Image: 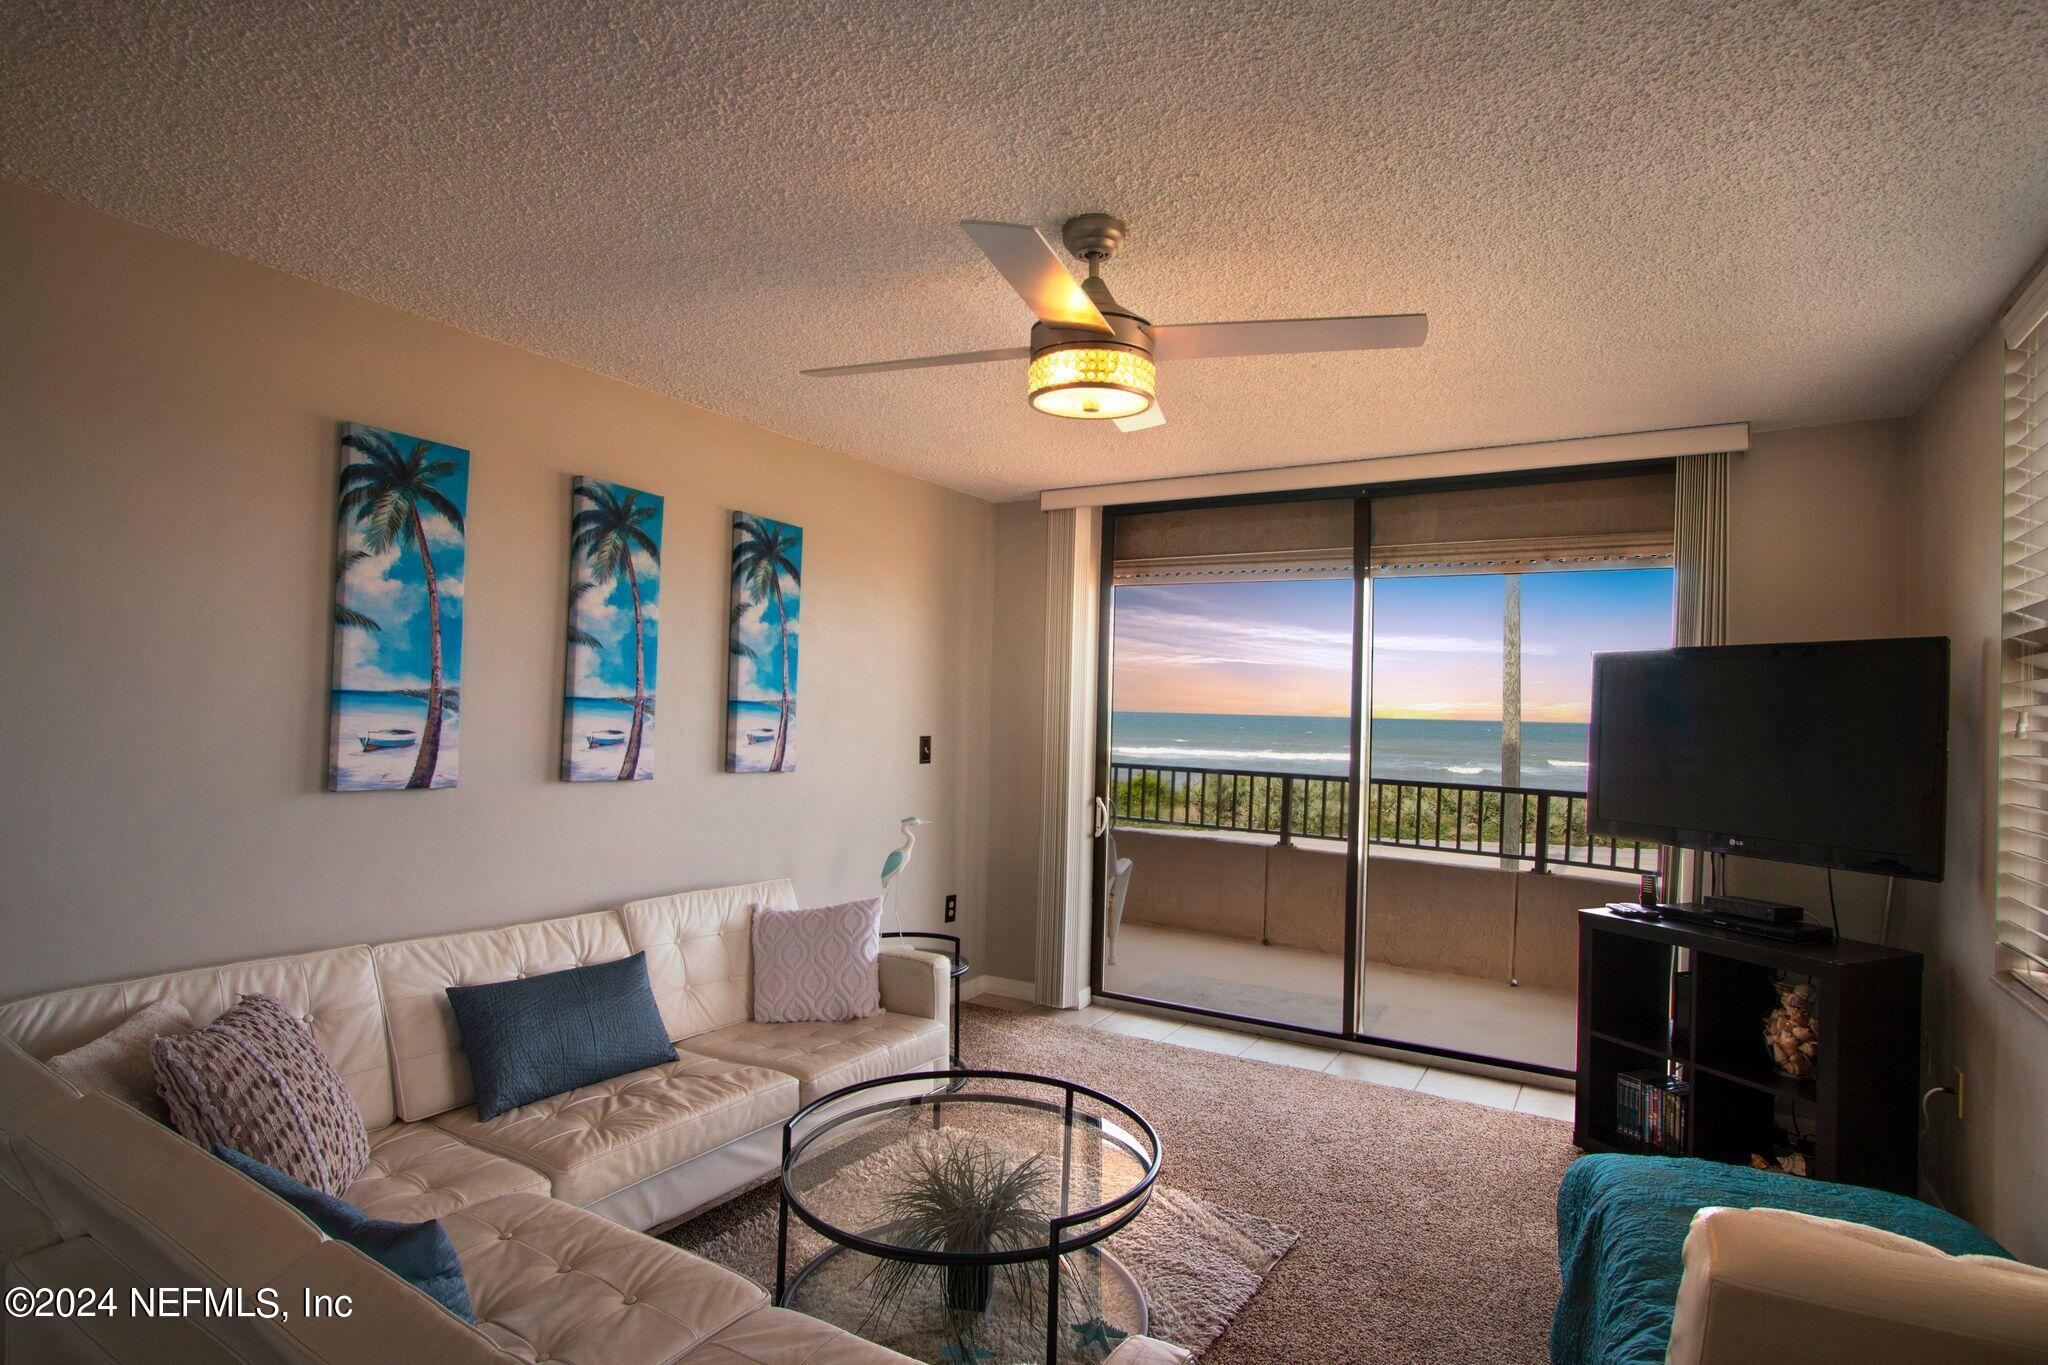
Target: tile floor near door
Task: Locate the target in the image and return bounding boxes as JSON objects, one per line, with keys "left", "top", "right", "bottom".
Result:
{"left": 981, "top": 994, "right": 1576, "bottom": 1120}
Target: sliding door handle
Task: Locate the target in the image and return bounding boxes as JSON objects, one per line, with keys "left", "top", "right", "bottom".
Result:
{"left": 1091, "top": 795, "right": 1110, "bottom": 838}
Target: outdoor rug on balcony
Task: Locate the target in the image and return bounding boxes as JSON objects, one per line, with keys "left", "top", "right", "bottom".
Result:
{"left": 664, "top": 1165, "right": 1297, "bottom": 1361}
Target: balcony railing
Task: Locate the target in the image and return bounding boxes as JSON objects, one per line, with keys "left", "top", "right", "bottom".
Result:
{"left": 1107, "top": 761, "right": 1656, "bottom": 874}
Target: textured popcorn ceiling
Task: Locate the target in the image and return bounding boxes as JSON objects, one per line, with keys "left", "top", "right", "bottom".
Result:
{"left": 5, "top": 2, "right": 2046, "bottom": 501}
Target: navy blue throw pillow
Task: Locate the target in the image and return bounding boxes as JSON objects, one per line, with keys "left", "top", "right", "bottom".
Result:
{"left": 444, "top": 951, "right": 678, "bottom": 1122}
{"left": 213, "top": 1145, "right": 475, "bottom": 1324}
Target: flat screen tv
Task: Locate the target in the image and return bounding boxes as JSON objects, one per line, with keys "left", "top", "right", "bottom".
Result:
{"left": 1589, "top": 637, "right": 1949, "bottom": 880}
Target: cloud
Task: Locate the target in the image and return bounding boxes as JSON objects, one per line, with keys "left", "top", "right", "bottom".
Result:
{"left": 339, "top": 544, "right": 415, "bottom": 625}
{"left": 571, "top": 643, "right": 616, "bottom": 698}
{"left": 1112, "top": 605, "right": 1351, "bottom": 671}
{"left": 422, "top": 510, "right": 465, "bottom": 548}
{"left": 335, "top": 627, "right": 423, "bottom": 691}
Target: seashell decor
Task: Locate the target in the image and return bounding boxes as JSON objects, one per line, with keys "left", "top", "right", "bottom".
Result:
{"left": 1763, "top": 977, "right": 1819, "bottom": 1079}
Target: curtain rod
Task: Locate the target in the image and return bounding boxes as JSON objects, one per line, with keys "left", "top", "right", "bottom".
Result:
{"left": 1037, "top": 422, "right": 1750, "bottom": 511}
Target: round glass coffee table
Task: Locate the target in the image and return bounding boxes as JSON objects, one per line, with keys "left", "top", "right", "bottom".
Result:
{"left": 776, "top": 1070, "right": 1161, "bottom": 1365}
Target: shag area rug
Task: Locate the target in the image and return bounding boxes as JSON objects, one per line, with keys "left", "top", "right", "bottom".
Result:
{"left": 668, "top": 1003, "right": 1575, "bottom": 1363}
{"left": 666, "top": 1167, "right": 1296, "bottom": 1361}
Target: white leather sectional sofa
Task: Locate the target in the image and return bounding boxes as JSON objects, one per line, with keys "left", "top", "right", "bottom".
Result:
{"left": 0, "top": 877, "right": 1184, "bottom": 1364}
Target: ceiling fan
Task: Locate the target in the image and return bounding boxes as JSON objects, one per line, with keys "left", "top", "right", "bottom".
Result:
{"left": 800, "top": 214, "right": 1427, "bottom": 431}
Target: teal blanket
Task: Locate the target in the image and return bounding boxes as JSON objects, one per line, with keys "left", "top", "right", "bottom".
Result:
{"left": 1551, "top": 1155, "right": 2009, "bottom": 1365}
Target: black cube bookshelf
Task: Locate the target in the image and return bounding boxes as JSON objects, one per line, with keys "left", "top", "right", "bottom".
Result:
{"left": 1574, "top": 906, "right": 1922, "bottom": 1194}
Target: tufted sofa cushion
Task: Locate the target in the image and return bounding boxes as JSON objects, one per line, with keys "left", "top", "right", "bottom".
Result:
{"left": 443, "top": 1191, "right": 767, "bottom": 1362}
{"left": 374, "top": 911, "right": 631, "bottom": 1121}
{"left": 430, "top": 1053, "right": 798, "bottom": 1207}
{"left": 5, "top": 1236, "right": 242, "bottom": 1365}
{"left": 348, "top": 1121, "right": 551, "bottom": 1223}
{"left": 0, "top": 946, "right": 393, "bottom": 1130}
{"left": 621, "top": 878, "right": 798, "bottom": 1041}
{"left": 0, "top": 1035, "right": 81, "bottom": 1205}
{"left": 684, "top": 1012, "right": 947, "bottom": 1104}
{"left": 14, "top": 1095, "right": 327, "bottom": 1360}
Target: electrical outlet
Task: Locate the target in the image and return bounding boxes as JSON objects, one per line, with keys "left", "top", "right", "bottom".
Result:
{"left": 944, "top": 894, "right": 957, "bottom": 923}
{"left": 919, "top": 736, "right": 932, "bottom": 764}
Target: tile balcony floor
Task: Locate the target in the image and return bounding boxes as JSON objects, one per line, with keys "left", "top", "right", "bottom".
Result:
{"left": 1100, "top": 921, "right": 1578, "bottom": 1071}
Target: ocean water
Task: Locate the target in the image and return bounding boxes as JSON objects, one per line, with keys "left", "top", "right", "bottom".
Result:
{"left": 329, "top": 689, "right": 459, "bottom": 790}
{"left": 563, "top": 696, "right": 655, "bottom": 781}
{"left": 1109, "top": 711, "right": 1591, "bottom": 791}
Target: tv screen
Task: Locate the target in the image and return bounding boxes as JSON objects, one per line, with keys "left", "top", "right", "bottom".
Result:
{"left": 1590, "top": 638, "right": 1948, "bottom": 880}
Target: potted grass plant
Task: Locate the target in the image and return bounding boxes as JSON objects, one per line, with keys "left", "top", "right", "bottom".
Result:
{"left": 868, "top": 1132, "right": 1055, "bottom": 1315}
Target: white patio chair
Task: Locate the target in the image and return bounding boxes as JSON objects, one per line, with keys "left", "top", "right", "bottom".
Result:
{"left": 1106, "top": 835, "right": 1134, "bottom": 965}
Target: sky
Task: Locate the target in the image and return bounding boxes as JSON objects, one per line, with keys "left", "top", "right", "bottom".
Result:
{"left": 1112, "top": 568, "right": 1673, "bottom": 721}
{"left": 333, "top": 428, "right": 468, "bottom": 693}
{"left": 567, "top": 478, "right": 663, "bottom": 699}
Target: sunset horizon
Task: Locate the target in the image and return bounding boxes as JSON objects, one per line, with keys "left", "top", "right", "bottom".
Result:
{"left": 1111, "top": 570, "right": 1674, "bottom": 723}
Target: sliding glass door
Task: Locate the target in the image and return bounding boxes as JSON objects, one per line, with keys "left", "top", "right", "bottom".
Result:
{"left": 1093, "top": 496, "right": 1356, "bottom": 1035}
{"left": 1358, "top": 566, "right": 1672, "bottom": 1071}
{"left": 1091, "top": 467, "right": 1679, "bottom": 1075}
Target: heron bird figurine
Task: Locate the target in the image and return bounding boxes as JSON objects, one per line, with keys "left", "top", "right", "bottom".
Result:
{"left": 879, "top": 816, "right": 929, "bottom": 934}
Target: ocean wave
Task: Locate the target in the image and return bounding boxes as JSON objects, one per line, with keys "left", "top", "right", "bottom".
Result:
{"left": 1112, "top": 744, "right": 1352, "bottom": 763}
{"left": 1547, "top": 759, "right": 1589, "bottom": 769}
{"left": 1444, "top": 764, "right": 1489, "bottom": 775}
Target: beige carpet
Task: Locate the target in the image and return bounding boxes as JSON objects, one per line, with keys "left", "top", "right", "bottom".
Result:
{"left": 948, "top": 1005, "right": 1574, "bottom": 1364}
{"left": 670, "top": 1004, "right": 1575, "bottom": 1362}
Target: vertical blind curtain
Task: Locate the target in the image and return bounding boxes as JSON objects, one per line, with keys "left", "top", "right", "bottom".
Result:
{"left": 1670, "top": 451, "right": 1732, "bottom": 900}
{"left": 2000, "top": 324, "right": 2048, "bottom": 1007}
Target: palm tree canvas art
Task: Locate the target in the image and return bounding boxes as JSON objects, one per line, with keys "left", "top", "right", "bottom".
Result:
{"left": 327, "top": 422, "right": 468, "bottom": 791}
{"left": 562, "top": 477, "right": 663, "bottom": 781}
{"left": 727, "top": 512, "right": 802, "bottom": 773}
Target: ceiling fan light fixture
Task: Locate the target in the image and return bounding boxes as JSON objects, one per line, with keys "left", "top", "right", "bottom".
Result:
{"left": 1026, "top": 343, "right": 1155, "bottom": 420}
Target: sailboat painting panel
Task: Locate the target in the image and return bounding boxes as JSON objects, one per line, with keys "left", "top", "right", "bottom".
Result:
{"left": 327, "top": 422, "right": 468, "bottom": 792}
{"left": 727, "top": 512, "right": 802, "bottom": 773}
{"left": 562, "top": 477, "right": 663, "bottom": 782}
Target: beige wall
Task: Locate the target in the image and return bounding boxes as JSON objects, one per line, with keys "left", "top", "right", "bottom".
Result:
{"left": 1720, "top": 419, "right": 1918, "bottom": 933}
{"left": 983, "top": 499, "right": 1050, "bottom": 984}
{"left": 1896, "top": 329, "right": 2048, "bottom": 1263}
{"left": 0, "top": 185, "right": 992, "bottom": 997}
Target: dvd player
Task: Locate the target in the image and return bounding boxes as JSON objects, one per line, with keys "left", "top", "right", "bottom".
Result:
{"left": 1700, "top": 893, "right": 1804, "bottom": 925}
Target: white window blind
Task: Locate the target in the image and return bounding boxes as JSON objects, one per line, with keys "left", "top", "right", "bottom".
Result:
{"left": 2001, "top": 321, "right": 2048, "bottom": 1007}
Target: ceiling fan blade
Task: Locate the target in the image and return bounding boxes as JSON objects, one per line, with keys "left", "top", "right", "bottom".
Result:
{"left": 960, "top": 221, "right": 1113, "bottom": 334}
{"left": 1114, "top": 403, "right": 1166, "bottom": 433}
{"left": 800, "top": 346, "right": 1029, "bottom": 378}
{"left": 1149, "top": 313, "right": 1427, "bottom": 362}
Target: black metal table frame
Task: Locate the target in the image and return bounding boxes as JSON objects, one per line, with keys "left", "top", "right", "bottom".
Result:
{"left": 880, "top": 930, "right": 969, "bottom": 1077}
{"left": 775, "top": 1069, "right": 1163, "bottom": 1365}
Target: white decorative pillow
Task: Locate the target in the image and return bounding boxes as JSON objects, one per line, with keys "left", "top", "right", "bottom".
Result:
{"left": 46, "top": 999, "right": 194, "bottom": 1121}
{"left": 752, "top": 898, "right": 884, "bottom": 1023}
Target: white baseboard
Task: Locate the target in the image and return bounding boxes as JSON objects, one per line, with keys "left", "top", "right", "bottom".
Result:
{"left": 962, "top": 974, "right": 1037, "bottom": 1002}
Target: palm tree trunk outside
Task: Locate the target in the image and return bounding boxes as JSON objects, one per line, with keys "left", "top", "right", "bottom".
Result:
{"left": 768, "top": 576, "right": 791, "bottom": 771}
{"left": 406, "top": 508, "right": 445, "bottom": 789}
{"left": 619, "top": 551, "right": 647, "bottom": 780}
